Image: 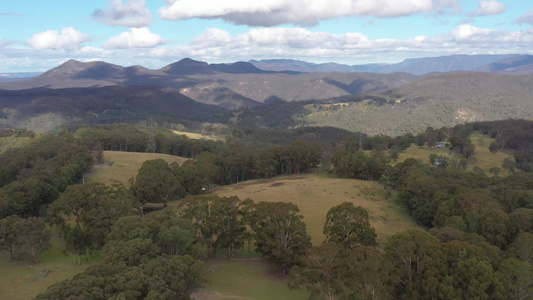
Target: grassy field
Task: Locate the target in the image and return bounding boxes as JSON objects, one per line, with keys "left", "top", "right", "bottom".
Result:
{"left": 192, "top": 260, "right": 309, "bottom": 300}
{"left": 0, "top": 229, "right": 96, "bottom": 300}
{"left": 397, "top": 133, "right": 513, "bottom": 174}
{"left": 85, "top": 151, "right": 189, "bottom": 186}
{"left": 209, "top": 174, "right": 417, "bottom": 246}
{"left": 469, "top": 133, "right": 512, "bottom": 172}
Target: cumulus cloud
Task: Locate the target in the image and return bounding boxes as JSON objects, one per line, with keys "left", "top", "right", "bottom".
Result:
{"left": 93, "top": 0, "right": 152, "bottom": 27}
{"left": 27, "top": 27, "right": 91, "bottom": 51}
{"left": 148, "top": 25, "right": 533, "bottom": 64}
{"left": 449, "top": 24, "right": 533, "bottom": 43}
{"left": 103, "top": 27, "right": 166, "bottom": 48}
{"left": 159, "top": 0, "right": 458, "bottom": 26}
{"left": 517, "top": 9, "right": 533, "bottom": 25}
{"left": 474, "top": 0, "right": 505, "bottom": 16}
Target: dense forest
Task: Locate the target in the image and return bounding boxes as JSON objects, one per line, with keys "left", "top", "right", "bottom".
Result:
{"left": 1, "top": 119, "right": 532, "bottom": 299}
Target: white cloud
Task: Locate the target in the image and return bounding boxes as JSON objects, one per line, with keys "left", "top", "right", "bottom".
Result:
{"left": 27, "top": 27, "right": 91, "bottom": 51}
{"left": 0, "top": 39, "right": 12, "bottom": 47}
{"left": 449, "top": 24, "right": 533, "bottom": 43}
{"left": 475, "top": 0, "right": 505, "bottom": 16}
{"left": 517, "top": 9, "right": 533, "bottom": 25}
{"left": 159, "top": 0, "right": 458, "bottom": 26}
{"left": 148, "top": 25, "right": 533, "bottom": 64}
{"left": 449, "top": 24, "right": 495, "bottom": 41}
{"left": 93, "top": 0, "right": 152, "bottom": 27}
{"left": 103, "top": 27, "right": 166, "bottom": 48}
{"left": 6, "top": 23, "right": 533, "bottom": 73}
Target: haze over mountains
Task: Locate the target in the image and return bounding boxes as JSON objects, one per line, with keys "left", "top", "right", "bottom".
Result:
{"left": 1, "top": 53, "right": 533, "bottom": 135}
{"left": 250, "top": 54, "right": 533, "bottom": 75}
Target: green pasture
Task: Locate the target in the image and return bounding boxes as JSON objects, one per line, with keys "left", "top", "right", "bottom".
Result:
{"left": 85, "top": 151, "right": 189, "bottom": 186}
{"left": 397, "top": 133, "right": 512, "bottom": 174}
{"left": 210, "top": 174, "right": 417, "bottom": 246}
{"left": 193, "top": 260, "right": 309, "bottom": 300}
{"left": 0, "top": 228, "right": 96, "bottom": 300}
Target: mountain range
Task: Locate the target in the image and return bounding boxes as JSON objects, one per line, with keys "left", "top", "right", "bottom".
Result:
{"left": 0, "top": 58, "right": 419, "bottom": 108}
{"left": 2, "top": 54, "right": 533, "bottom": 135}
{"left": 252, "top": 54, "right": 533, "bottom": 75}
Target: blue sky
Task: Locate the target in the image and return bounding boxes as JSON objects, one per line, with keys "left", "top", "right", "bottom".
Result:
{"left": 1, "top": 0, "right": 532, "bottom": 72}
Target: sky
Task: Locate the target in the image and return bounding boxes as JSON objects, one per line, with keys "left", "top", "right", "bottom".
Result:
{"left": 1, "top": 0, "right": 532, "bottom": 72}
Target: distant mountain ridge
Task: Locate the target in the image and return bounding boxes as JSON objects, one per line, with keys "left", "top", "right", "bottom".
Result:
{"left": 250, "top": 54, "right": 529, "bottom": 75}
{"left": 1, "top": 54, "right": 533, "bottom": 116}
{"left": 0, "top": 58, "right": 298, "bottom": 95}
{"left": 2, "top": 57, "right": 533, "bottom": 136}
{"left": 0, "top": 58, "right": 418, "bottom": 109}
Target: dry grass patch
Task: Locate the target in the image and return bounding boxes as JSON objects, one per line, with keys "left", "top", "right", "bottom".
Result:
{"left": 397, "top": 134, "right": 513, "bottom": 175}
{"left": 173, "top": 130, "right": 223, "bottom": 141}
{"left": 85, "top": 151, "right": 188, "bottom": 186}
{"left": 210, "top": 174, "right": 417, "bottom": 246}
{"left": 396, "top": 144, "right": 449, "bottom": 164}
{"left": 469, "top": 133, "right": 512, "bottom": 173}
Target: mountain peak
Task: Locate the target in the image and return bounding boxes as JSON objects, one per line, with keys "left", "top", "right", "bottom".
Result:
{"left": 40, "top": 59, "right": 89, "bottom": 77}
{"left": 38, "top": 59, "right": 126, "bottom": 80}
{"left": 162, "top": 58, "right": 212, "bottom": 75}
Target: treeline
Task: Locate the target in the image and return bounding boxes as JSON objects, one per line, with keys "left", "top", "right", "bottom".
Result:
{"left": 38, "top": 187, "right": 206, "bottom": 299}
{"left": 0, "top": 132, "right": 93, "bottom": 219}
{"left": 36, "top": 195, "right": 374, "bottom": 298}
{"left": 130, "top": 140, "right": 322, "bottom": 202}
{"left": 75, "top": 122, "right": 355, "bottom": 152}
{"left": 75, "top": 123, "right": 223, "bottom": 158}
{"left": 37, "top": 191, "right": 533, "bottom": 300}
{"left": 227, "top": 126, "right": 353, "bottom": 149}
{"left": 389, "top": 158, "right": 533, "bottom": 247}
{"left": 292, "top": 228, "right": 533, "bottom": 299}
{"left": 0, "top": 132, "right": 93, "bottom": 262}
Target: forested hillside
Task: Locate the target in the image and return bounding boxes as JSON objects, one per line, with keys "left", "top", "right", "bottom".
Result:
{"left": 1, "top": 119, "right": 532, "bottom": 299}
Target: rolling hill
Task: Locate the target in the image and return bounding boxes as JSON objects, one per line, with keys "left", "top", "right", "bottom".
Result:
{"left": 299, "top": 71, "right": 533, "bottom": 136}
{"left": 0, "top": 85, "right": 225, "bottom": 131}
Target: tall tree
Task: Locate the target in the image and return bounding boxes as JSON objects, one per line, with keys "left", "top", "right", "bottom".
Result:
{"left": 384, "top": 229, "right": 439, "bottom": 298}
{"left": 498, "top": 258, "right": 533, "bottom": 300}
{"left": 36, "top": 255, "right": 205, "bottom": 300}
{"left": 19, "top": 217, "right": 51, "bottom": 263}
{"left": 323, "top": 202, "right": 377, "bottom": 249}
{"left": 248, "top": 201, "right": 312, "bottom": 275}
{"left": 177, "top": 195, "right": 244, "bottom": 258}
{"left": 506, "top": 233, "right": 533, "bottom": 264}
{"left": 130, "top": 159, "right": 185, "bottom": 207}
{"left": 0, "top": 215, "right": 25, "bottom": 259}
{"left": 289, "top": 243, "right": 346, "bottom": 300}
{"left": 48, "top": 183, "right": 138, "bottom": 259}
